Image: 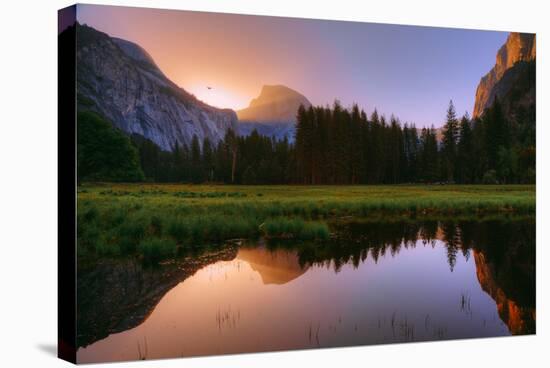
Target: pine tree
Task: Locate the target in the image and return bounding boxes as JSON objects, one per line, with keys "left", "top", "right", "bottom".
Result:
{"left": 202, "top": 138, "right": 214, "bottom": 182}
{"left": 484, "top": 96, "right": 510, "bottom": 174}
{"left": 420, "top": 126, "right": 439, "bottom": 183}
{"left": 294, "top": 104, "right": 309, "bottom": 183}
{"left": 172, "top": 141, "right": 183, "bottom": 182}
{"left": 369, "top": 109, "right": 384, "bottom": 183}
{"left": 307, "top": 106, "right": 318, "bottom": 184}
{"left": 77, "top": 111, "right": 144, "bottom": 182}
{"left": 349, "top": 104, "right": 363, "bottom": 184}
{"left": 131, "top": 135, "right": 160, "bottom": 181}
{"left": 456, "top": 113, "right": 473, "bottom": 183}
{"left": 388, "top": 115, "right": 404, "bottom": 183}
{"left": 403, "top": 123, "right": 419, "bottom": 182}
{"left": 224, "top": 128, "right": 239, "bottom": 184}
{"left": 442, "top": 100, "right": 459, "bottom": 182}
{"left": 190, "top": 135, "right": 202, "bottom": 183}
{"left": 359, "top": 109, "right": 370, "bottom": 184}
{"left": 121, "top": 96, "right": 533, "bottom": 185}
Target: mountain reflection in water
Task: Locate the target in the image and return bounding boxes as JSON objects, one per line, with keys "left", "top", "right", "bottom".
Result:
{"left": 237, "top": 246, "right": 309, "bottom": 284}
{"left": 77, "top": 219, "right": 535, "bottom": 363}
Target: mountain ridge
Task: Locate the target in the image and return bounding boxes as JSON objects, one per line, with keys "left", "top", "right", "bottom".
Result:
{"left": 237, "top": 85, "right": 311, "bottom": 141}
{"left": 75, "top": 23, "right": 237, "bottom": 151}
{"left": 237, "top": 84, "right": 312, "bottom": 123}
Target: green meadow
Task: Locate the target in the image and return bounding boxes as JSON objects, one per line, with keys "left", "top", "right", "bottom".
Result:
{"left": 77, "top": 184, "right": 535, "bottom": 263}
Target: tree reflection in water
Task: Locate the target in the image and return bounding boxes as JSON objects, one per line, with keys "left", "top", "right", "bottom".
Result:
{"left": 266, "top": 218, "right": 535, "bottom": 335}
{"left": 77, "top": 217, "right": 535, "bottom": 362}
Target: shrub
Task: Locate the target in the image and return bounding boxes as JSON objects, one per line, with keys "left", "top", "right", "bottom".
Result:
{"left": 77, "top": 111, "right": 144, "bottom": 182}
{"left": 95, "top": 239, "right": 120, "bottom": 256}
{"left": 167, "top": 218, "right": 188, "bottom": 242}
{"left": 150, "top": 215, "right": 163, "bottom": 236}
{"left": 301, "top": 222, "right": 330, "bottom": 240}
{"left": 82, "top": 206, "right": 99, "bottom": 223}
{"left": 118, "top": 217, "right": 147, "bottom": 242}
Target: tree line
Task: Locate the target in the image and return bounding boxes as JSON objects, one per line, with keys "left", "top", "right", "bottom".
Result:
{"left": 131, "top": 129, "right": 294, "bottom": 184}
{"left": 293, "top": 98, "right": 534, "bottom": 184}
{"left": 78, "top": 97, "right": 535, "bottom": 185}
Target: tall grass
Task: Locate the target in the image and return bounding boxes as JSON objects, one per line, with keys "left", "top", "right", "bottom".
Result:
{"left": 138, "top": 238, "right": 177, "bottom": 263}
{"left": 261, "top": 218, "right": 329, "bottom": 240}
{"left": 77, "top": 184, "right": 535, "bottom": 262}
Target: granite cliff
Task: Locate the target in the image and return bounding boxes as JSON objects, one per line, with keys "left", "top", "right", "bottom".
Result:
{"left": 473, "top": 32, "right": 536, "bottom": 118}
{"left": 75, "top": 24, "right": 237, "bottom": 151}
{"left": 474, "top": 250, "right": 535, "bottom": 334}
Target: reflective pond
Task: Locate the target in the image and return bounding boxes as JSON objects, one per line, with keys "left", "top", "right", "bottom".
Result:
{"left": 77, "top": 219, "right": 535, "bottom": 363}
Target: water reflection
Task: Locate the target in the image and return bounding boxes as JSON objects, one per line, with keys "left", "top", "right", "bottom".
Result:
{"left": 76, "top": 246, "right": 238, "bottom": 347}
{"left": 77, "top": 219, "right": 535, "bottom": 363}
{"left": 238, "top": 244, "right": 309, "bottom": 284}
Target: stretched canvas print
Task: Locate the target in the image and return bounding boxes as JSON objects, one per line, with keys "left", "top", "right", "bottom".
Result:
{"left": 58, "top": 3, "right": 536, "bottom": 364}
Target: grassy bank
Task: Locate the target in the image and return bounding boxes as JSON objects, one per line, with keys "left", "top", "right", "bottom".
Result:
{"left": 77, "top": 184, "right": 535, "bottom": 262}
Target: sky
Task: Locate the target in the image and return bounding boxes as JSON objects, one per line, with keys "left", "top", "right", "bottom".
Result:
{"left": 76, "top": 4, "right": 508, "bottom": 128}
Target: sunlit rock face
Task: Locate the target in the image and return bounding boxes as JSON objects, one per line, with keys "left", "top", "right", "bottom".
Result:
{"left": 238, "top": 85, "right": 312, "bottom": 123}
{"left": 473, "top": 32, "right": 536, "bottom": 118}
{"left": 473, "top": 250, "right": 535, "bottom": 335}
{"left": 237, "top": 85, "right": 311, "bottom": 141}
{"left": 75, "top": 24, "right": 237, "bottom": 151}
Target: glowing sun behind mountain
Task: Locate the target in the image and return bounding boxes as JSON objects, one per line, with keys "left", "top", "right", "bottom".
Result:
{"left": 77, "top": 4, "right": 507, "bottom": 128}
{"left": 189, "top": 84, "right": 249, "bottom": 110}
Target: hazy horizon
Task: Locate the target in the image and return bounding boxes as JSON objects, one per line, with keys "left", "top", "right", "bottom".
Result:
{"left": 76, "top": 4, "right": 508, "bottom": 128}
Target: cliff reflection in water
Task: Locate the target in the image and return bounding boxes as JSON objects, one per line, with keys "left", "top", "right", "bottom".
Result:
{"left": 284, "top": 219, "right": 535, "bottom": 335}
{"left": 77, "top": 219, "right": 535, "bottom": 362}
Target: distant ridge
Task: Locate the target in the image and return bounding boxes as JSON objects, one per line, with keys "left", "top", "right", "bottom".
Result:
{"left": 237, "top": 85, "right": 311, "bottom": 141}
{"left": 237, "top": 85, "right": 311, "bottom": 123}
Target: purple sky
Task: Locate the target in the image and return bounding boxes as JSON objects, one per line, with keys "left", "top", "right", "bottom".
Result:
{"left": 76, "top": 4, "right": 508, "bottom": 128}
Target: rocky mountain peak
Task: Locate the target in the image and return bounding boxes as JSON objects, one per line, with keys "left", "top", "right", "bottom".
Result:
{"left": 238, "top": 84, "right": 311, "bottom": 123}
{"left": 496, "top": 33, "right": 536, "bottom": 72}
{"left": 249, "top": 85, "right": 309, "bottom": 108}
{"left": 111, "top": 37, "right": 160, "bottom": 73}
{"left": 75, "top": 23, "right": 237, "bottom": 151}
{"left": 473, "top": 32, "right": 536, "bottom": 118}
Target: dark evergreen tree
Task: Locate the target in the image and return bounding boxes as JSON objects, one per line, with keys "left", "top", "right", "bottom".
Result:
{"left": 131, "top": 134, "right": 160, "bottom": 181}
{"left": 77, "top": 111, "right": 144, "bottom": 182}
{"left": 441, "top": 100, "right": 459, "bottom": 182}
{"left": 190, "top": 135, "right": 202, "bottom": 183}
{"left": 456, "top": 113, "right": 473, "bottom": 183}
{"left": 294, "top": 104, "right": 308, "bottom": 183}
{"left": 202, "top": 138, "right": 214, "bottom": 182}
{"left": 419, "top": 126, "right": 439, "bottom": 183}
{"left": 95, "top": 97, "right": 534, "bottom": 185}
{"left": 403, "top": 123, "right": 420, "bottom": 182}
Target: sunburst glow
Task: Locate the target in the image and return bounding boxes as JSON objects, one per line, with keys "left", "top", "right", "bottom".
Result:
{"left": 189, "top": 84, "right": 249, "bottom": 110}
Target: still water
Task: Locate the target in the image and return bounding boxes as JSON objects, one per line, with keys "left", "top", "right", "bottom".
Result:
{"left": 77, "top": 220, "right": 535, "bottom": 363}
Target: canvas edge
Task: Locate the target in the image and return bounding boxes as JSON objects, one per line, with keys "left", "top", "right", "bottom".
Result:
{"left": 58, "top": 4, "right": 77, "bottom": 365}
